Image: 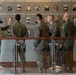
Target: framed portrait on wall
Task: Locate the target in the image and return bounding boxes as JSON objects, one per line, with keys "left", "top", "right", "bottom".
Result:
{"left": 7, "top": 5, "right": 12, "bottom": 11}
{"left": 63, "top": 5, "right": 68, "bottom": 11}
{"left": 54, "top": 17, "right": 59, "bottom": 23}
{"left": 44, "top": 17, "right": 47, "bottom": 22}
{"left": 6, "top": 15, "right": 14, "bottom": 25}
{"left": 34, "top": 2, "right": 43, "bottom": 12}
{"left": 26, "top": 17, "right": 31, "bottom": 24}
{"left": 73, "top": 17, "right": 76, "bottom": 23}
{"left": 42, "top": 15, "right": 48, "bottom": 22}
{"left": 17, "top": 5, "right": 22, "bottom": 11}
{"left": 28, "top": 30, "right": 31, "bottom": 37}
{"left": 23, "top": 15, "right": 35, "bottom": 25}
{"left": 7, "top": 17, "right": 13, "bottom": 25}
{"left": 35, "top": 5, "right": 40, "bottom": 11}
{"left": 54, "top": 15, "right": 62, "bottom": 23}
{"left": 73, "top": 5, "right": 76, "bottom": 11}
{"left": 26, "top": 5, "right": 31, "bottom": 11}
{"left": 27, "top": 27, "right": 35, "bottom": 37}
{"left": 54, "top": 5, "right": 59, "bottom": 11}
{"left": 0, "top": 5, "right": 3, "bottom": 11}
{"left": 45, "top": 4, "right": 49, "bottom": 11}
{"left": 0, "top": 17, "right": 3, "bottom": 24}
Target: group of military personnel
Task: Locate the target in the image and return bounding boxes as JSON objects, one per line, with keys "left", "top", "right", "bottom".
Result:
{"left": 0, "top": 12, "right": 76, "bottom": 73}
{"left": 33, "top": 13, "right": 76, "bottom": 73}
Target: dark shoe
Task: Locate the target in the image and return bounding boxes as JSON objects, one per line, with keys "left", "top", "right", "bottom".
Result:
{"left": 21, "top": 68, "right": 25, "bottom": 73}
{"left": 68, "top": 70, "right": 73, "bottom": 73}
{"left": 22, "top": 70, "right": 25, "bottom": 73}
{"left": 66, "top": 67, "right": 73, "bottom": 73}
{"left": 39, "top": 70, "right": 43, "bottom": 73}
{"left": 43, "top": 69, "right": 47, "bottom": 73}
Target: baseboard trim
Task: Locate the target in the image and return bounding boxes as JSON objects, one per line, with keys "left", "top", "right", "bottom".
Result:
{"left": 0, "top": 61, "right": 76, "bottom": 68}
{"left": 74, "top": 61, "right": 76, "bottom": 66}
{"left": 0, "top": 62, "right": 37, "bottom": 68}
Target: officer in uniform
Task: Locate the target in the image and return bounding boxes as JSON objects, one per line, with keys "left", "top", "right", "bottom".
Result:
{"left": 12, "top": 14, "right": 28, "bottom": 73}
{"left": 46, "top": 15, "right": 61, "bottom": 72}
{"left": 60, "top": 12, "right": 76, "bottom": 73}
{"left": 33, "top": 14, "right": 51, "bottom": 73}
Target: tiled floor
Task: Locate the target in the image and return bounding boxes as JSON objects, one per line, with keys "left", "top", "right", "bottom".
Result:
{"left": 0, "top": 67, "right": 76, "bottom": 75}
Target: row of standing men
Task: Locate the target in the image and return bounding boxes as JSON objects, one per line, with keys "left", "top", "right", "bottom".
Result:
{"left": 0, "top": 13, "right": 76, "bottom": 73}
{"left": 33, "top": 13, "right": 76, "bottom": 73}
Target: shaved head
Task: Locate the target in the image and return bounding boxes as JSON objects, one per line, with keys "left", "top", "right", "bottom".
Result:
{"left": 63, "top": 12, "right": 71, "bottom": 21}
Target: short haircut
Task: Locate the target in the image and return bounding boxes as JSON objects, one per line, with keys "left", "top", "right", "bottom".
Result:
{"left": 27, "top": 5, "right": 30, "bottom": 6}
{"left": 15, "top": 14, "right": 21, "bottom": 21}
{"left": 36, "top": 14, "right": 43, "bottom": 20}
{"left": 48, "top": 15, "right": 54, "bottom": 20}
{"left": 63, "top": 12, "right": 70, "bottom": 17}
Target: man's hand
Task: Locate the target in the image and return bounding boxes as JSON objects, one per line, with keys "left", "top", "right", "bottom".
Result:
{"left": 33, "top": 46, "right": 36, "bottom": 50}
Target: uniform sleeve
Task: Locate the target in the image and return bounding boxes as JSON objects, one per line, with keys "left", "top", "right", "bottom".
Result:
{"left": 51, "top": 25, "right": 57, "bottom": 37}
{"left": 33, "top": 26, "right": 41, "bottom": 48}
{"left": 23, "top": 26, "right": 28, "bottom": 37}
{"left": 35, "top": 26, "right": 40, "bottom": 37}
{"left": 1, "top": 25, "right": 10, "bottom": 31}
{"left": 33, "top": 40, "right": 41, "bottom": 48}
{"left": 0, "top": 27, "right": 2, "bottom": 38}
{"left": 12, "top": 25, "right": 17, "bottom": 37}
{"left": 61, "top": 24, "right": 67, "bottom": 44}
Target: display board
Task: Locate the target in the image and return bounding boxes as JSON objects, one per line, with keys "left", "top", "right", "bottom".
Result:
{"left": 0, "top": 0, "right": 76, "bottom": 64}
{"left": 0, "top": 1, "right": 75, "bottom": 36}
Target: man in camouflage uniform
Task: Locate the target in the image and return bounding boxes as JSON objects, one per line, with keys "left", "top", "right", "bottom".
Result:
{"left": 46, "top": 15, "right": 61, "bottom": 72}
{"left": 33, "top": 14, "right": 51, "bottom": 73}
{"left": 73, "top": 18, "right": 76, "bottom": 36}
{"left": 60, "top": 12, "right": 76, "bottom": 73}
{"left": 12, "top": 14, "right": 28, "bottom": 73}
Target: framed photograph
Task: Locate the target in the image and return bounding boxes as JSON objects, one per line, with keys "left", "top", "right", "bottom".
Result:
{"left": 26, "top": 17, "right": 31, "bottom": 24}
{"left": 26, "top": 5, "right": 31, "bottom": 11}
{"left": 63, "top": 5, "right": 68, "bottom": 11}
{"left": 27, "top": 27, "right": 35, "bottom": 37}
{"left": 28, "top": 30, "right": 31, "bottom": 37}
{"left": 44, "top": 16, "right": 47, "bottom": 22}
{"left": 7, "top": 17, "right": 13, "bottom": 25}
{"left": 0, "top": 5, "right": 3, "bottom": 11}
{"left": 54, "top": 17, "right": 59, "bottom": 23}
{"left": 73, "top": 5, "right": 76, "bottom": 11}
{"left": 45, "top": 4, "right": 49, "bottom": 11}
{"left": 17, "top": 5, "right": 22, "bottom": 11}
{"left": 54, "top": 5, "right": 59, "bottom": 11}
{"left": 73, "top": 17, "right": 76, "bottom": 23}
{"left": 7, "top": 5, "right": 12, "bottom": 11}
{"left": 0, "top": 17, "right": 3, "bottom": 24}
{"left": 35, "top": 5, "right": 40, "bottom": 11}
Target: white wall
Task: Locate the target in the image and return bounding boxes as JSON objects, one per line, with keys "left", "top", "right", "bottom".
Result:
{"left": 0, "top": 40, "right": 36, "bottom": 62}
{"left": 0, "top": 40, "right": 76, "bottom": 62}
{"left": 0, "top": 0, "right": 76, "bottom": 2}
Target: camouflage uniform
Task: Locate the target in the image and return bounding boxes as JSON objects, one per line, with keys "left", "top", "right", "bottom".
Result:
{"left": 47, "top": 22, "right": 61, "bottom": 66}
{"left": 34, "top": 21, "right": 51, "bottom": 72}
{"left": 61, "top": 20, "right": 76, "bottom": 72}
{"left": 12, "top": 21, "right": 28, "bottom": 71}
{"left": 73, "top": 22, "right": 76, "bottom": 36}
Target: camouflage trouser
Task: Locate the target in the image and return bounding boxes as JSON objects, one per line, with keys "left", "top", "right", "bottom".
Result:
{"left": 18, "top": 52, "right": 25, "bottom": 68}
{"left": 36, "top": 52, "right": 51, "bottom": 71}
{"left": 63, "top": 47, "right": 73, "bottom": 72}
{"left": 55, "top": 45, "right": 63, "bottom": 66}
{"left": 13, "top": 42, "right": 26, "bottom": 69}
